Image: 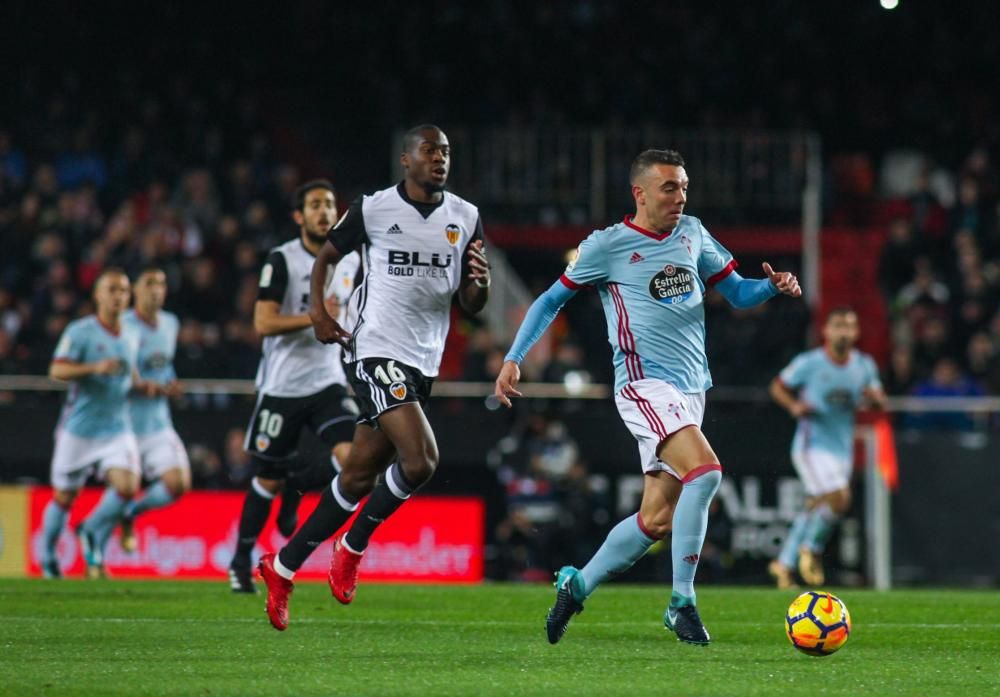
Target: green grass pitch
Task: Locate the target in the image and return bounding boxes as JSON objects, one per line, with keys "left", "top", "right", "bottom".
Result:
{"left": 1, "top": 579, "right": 997, "bottom": 696}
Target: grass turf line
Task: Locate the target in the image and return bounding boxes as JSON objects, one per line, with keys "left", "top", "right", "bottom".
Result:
{"left": 1, "top": 580, "right": 997, "bottom": 697}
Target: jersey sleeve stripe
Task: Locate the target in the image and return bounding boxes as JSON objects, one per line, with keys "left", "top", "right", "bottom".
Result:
{"left": 706, "top": 259, "right": 739, "bottom": 286}
{"left": 559, "top": 274, "right": 587, "bottom": 291}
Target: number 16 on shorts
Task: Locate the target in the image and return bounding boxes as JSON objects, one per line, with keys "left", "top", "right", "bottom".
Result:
{"left": 348, "top": 357, "right": 433, "bottom": 423}
{"left": 373, "top": 359, "right": 409, "bottom": 400}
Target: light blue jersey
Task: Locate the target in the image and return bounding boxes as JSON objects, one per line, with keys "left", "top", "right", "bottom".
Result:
{"left": 53, "top": 316, "right": 140, "bottom": 439}
{"left": 123, "top": 309, "right": 179, "bottom": 436}
{"left": 562, "top": 215, "right": 738, "bottom": 393}
{"left": 779, "top": 348, "right": 882, "bottom": 462}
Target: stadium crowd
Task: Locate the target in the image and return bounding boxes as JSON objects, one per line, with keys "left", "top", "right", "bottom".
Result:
{"left": 2, "top": 2, "right": 998, "bottom": 496}
{"left": 874, "top": 149, "right": 1000, "bottom": 428}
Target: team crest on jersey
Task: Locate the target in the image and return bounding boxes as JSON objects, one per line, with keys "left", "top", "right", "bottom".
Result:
{"left": 566, "top": 244, "right": 582, "bottom": 272}
{"left": 389, "top": 382, "right": 408, "bottom": 400}
{"left": 445, "top": 224, "right": 461, "bottom": 245}
{"left": 255, "top": 434, "right": 271, "bottom": 452}
{"left": 649, "top": 264, "right": 695, "bottom": 305}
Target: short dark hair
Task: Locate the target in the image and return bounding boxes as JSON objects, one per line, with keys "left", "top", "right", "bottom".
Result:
{"left": 826, "top": 306, "right": 857, "bottom": 321}
{"left": 402, "top": 124, "right": 444, "bottom": 153}
{"left": 137, "top": 265, "right": 165, "bottom": 279}
{"left": 94, "top": 266, "right": 129, "bottom": 289}
{"left": 629, "top": 149, "right": 686, "bottom": 184}
{"left": 293, "top": 179, "right": 335, "bottom": 211}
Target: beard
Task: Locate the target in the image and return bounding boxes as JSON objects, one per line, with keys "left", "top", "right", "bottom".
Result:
{"left": 305, "top": 229, "right": 328, "bottom": 246}
{"left": 422, "top": 178, "right": 447, "bottom": 193}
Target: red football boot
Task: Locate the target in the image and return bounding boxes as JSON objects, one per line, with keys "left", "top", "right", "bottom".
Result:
{"left": 328, "top": 533, "right": 363, "bottom": 604}
{"left": 258, "top": 553, "right": 294, "bottom": 631}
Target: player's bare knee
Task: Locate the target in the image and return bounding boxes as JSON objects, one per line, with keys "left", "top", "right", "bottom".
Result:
{"left": 339, "top": 468, "right": 377, "bottom": 498}
{"left": 640, "top": 511, "right": 671, "bottom": 539}
{"left": 164, "top": 479, "right": 189, "bottom": 499}
{"left": 115, "top": 482, "right": 138, "bottom": 499}
{"left": 254, "top": 476, "right": 283, "bottom": 495}
{"left": 54, "top": 489, "right": 77, "bottom": 508}
{"left": 832, "top": 489, "right": 851, "bottom": 514}
{"left": 398, "top": 460, "right": 433, "bottom": 487}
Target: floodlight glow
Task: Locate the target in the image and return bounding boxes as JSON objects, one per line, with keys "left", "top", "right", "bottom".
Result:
{"left": 880, "top": 0, "right": 899, "bottom": 9}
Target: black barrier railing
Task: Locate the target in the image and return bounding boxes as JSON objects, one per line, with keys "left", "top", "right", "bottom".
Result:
{"left": 1, "top": 376, "right": 996, "bottom": 587}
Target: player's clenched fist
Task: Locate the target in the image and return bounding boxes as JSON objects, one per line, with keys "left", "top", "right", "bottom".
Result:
{"left": 494, "top": 360, "right": 523, "bottom": 408}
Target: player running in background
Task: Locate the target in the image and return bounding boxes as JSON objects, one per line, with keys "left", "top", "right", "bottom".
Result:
{"left": 42, "top": 269, "right": 151, "bottom": 578}
{"left": 495, "top": 149, "right": 801, "bottom": 645}
{"left": 117, "top": 267, "right": 190, "bottom": 552}
{"left": 258, "top": 125, "right": 491, "bottom": 630}
{"left": 227, "top": 179, "right": 361, "bottom": 593}
{"left": 768, "top": 307, "right": 887, "bottom": 588}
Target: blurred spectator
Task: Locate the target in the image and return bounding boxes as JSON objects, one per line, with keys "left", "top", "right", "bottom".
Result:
{"left": 878, "top": 217, "right": 923, "bottom": 300}
{"left": 885, "top": 346, "right": 917, "bottom": 396}
{"left": 906, "top": 357, "right": 985, "bottom": 431}
{"left": 894, "top": 258, "right": 950, "bottom": 316}
{"left": 461, "top": 326, "right": 498, "bottom": 382}
{"left": 188, "top": 444, "right": 226, "bottom": 490}
{"left": 553, "top": 460, "right": 611, "bottom": 567}
{"left": 912, "top": 316, "right": 955, "bottom": 380}
{"left": 223, "top": 428, "right": 254, "bottom": 488}
{"left": 966, "top": 332, "right": 1000, "bottom": 394}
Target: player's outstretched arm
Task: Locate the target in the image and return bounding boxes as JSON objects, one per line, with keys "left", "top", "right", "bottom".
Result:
{"left": 494, "top": 279, "right": 576, "bottom": 407}
{"left": 309, "top": 241, "right": 351, "bottom": 347}
{"left": 49, "top": 358, "right": 121, "bottom": 381}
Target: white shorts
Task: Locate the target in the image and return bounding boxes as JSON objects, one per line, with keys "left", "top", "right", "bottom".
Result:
{"left": 791, "top": 446, "right": 851, "bottom": 496}
{"left": 50, "top": 430, "right": 141, "bottom": 491}
{"left": 137, "top": 428, "right": 190, "bottom": 480}
{"left": 615, "top": 379, "right": 706, "bottom": 480}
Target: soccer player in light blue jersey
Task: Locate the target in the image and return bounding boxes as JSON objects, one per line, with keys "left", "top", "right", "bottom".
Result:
{"left": 768, "top": 307, "right": 886, "bottom": 588}
{"left": 43, "top": 269, "right": 157, "bottom": 579}
{"left": 495, "top": 149, "right": 802, "bottom": 645}
{"left": 117, "top": 267, "right": 190, "bottom": 553}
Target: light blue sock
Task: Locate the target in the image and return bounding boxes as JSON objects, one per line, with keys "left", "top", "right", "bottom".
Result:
{"left": 580, "top": 513, "right": 657, "bottom": 597}
{"left": 81, "top": 489, "right": 128, "bottom": 557}
{"left": 671, "top": 467, "right": 723, "bottom": 605}
{"left": 126, "top": 481, "right": 175, "bottom": 518}
{"left": 777, "top": 511, "right": 811, "bottom": 568}
{"left": 42, "top": 500, "right": 69, "bottom": 564}
{"left": 803, "top": 503, "right": 838, "bottom": 553}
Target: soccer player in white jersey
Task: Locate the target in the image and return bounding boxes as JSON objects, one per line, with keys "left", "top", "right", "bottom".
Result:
{"left": 116, "top": 267, "right": 190, "bottom": 552}
{"left": 495, "top": 149, "right": 802, "bottom": 645}
{"left": 768, "top": 307, "right": 886, "bottom": 589}
{"left": 258, "top": 125, "right": 491, "bottom": 631}
{"left": 42, "top": 269, "right": 153, "bottom": 578}
{"left": 227, "top": 179, "right": 361, "bottom": 593}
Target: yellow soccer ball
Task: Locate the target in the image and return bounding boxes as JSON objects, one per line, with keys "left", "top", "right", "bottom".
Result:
{"left": 785, "top": 591, "right": 852, "bottom": 656}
